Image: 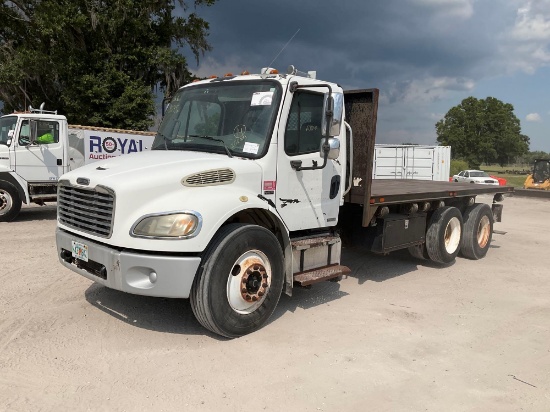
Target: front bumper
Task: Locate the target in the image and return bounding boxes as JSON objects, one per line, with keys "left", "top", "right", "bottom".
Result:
{"left": 56, "top": 229, "right": 201, "bottom": 298}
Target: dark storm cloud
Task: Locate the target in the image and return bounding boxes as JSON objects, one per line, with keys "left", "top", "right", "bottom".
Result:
{"left": 181, "top": 1, "right": 550, "bottom": 148}
{"left": 190, "top": 0, "right": 507, "bottom": 92}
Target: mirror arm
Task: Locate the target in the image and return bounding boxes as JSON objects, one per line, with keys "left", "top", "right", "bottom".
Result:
{"left": 291, "top": 149, "right": 329, "bottom": 171}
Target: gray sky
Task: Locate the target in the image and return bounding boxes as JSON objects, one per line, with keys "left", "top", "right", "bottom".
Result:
{"left": 184, "top": 0, "right": 550, "bottom": 152}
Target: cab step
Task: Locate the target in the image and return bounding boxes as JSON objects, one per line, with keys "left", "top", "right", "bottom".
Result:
{"left": 293, "top": 264, "right": 351, "bottom": 286}
{"left": 291, "top": 235, "right": 340, "bottom": 250}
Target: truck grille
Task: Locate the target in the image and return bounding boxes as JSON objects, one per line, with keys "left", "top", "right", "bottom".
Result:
{"left": 58, "top": 184, "right": 115, "bottom": 238}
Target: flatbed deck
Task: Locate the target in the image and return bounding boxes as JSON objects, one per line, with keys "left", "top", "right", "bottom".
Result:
{"left": 348, "top": 179, "right": 514, "bottom": 206}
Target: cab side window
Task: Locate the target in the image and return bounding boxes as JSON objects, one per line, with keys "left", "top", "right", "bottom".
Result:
{"left": 36, "top": 121, "right": 59, "bottom": 144}
{"left": 18, "top": 120, "right": 59, "bottom": 145}
{"left": 285, "top": 91, "right": 324, "bottom": 156}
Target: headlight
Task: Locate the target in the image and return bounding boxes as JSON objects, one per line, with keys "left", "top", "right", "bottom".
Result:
{"left": 131, "top": 212, "right": 202, "bottom": 239}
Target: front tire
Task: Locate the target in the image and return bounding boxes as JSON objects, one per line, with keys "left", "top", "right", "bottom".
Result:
{"left": 425, "top": 206, "right": 463, "bottom": 264}
{"left": 0, "top": 181, "right": 22, "bottom": 222}
{"left": 460, "top": 203, "right": 493, "bottom": 260}
{"left": 190, "top": 224, "right": 284, "bottom": 338}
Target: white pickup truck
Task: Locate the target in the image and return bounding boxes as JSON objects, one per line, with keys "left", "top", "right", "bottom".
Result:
{"left": 0, "top": 105, "right": 154, "bottom": 221}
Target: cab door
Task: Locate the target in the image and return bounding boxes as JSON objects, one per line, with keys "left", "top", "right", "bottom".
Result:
{"left": 275, "top": 82, "right": 342, "bottom": 231}
{"left": 14, "top": 118, "right": 65, "bottom": 183}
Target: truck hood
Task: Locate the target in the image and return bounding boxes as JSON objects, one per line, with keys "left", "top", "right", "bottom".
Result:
{"left": 60, "top": 150, "right": 263, "bottom": 194}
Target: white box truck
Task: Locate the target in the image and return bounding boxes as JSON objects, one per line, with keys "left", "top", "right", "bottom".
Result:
{"left": 0, "top": 105, "right": 155, "bottom": 221}
{"left": 55, "top": 68, "right": 512, "bottom": 338}
{"left": 373, "top": 144, "right": 451, "bottom": 181}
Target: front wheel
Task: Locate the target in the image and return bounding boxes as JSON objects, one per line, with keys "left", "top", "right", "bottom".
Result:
{"left": 190, "top": 224, "right": 284, "bottom": 338}
{"left": 0, "top": 181, "right": 22, "bottom": 222}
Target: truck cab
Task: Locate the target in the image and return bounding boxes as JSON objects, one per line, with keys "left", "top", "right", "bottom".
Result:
{"left": 0, "top": 107, "right": 70, "bottom": 220}
{"left": 56, "top": 68, "right": 350, "bottom": 337}
{"left": 0, "top": 106, "right": 155, "bottom": 221}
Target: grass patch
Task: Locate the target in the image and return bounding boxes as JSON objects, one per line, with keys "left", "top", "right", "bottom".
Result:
{"left": 482, "top": 165, "right": 529, "bottom": 188}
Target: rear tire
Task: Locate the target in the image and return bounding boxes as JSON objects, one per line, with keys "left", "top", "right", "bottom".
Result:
{"left": 0, "top": 181, "right": 22, "bottom": 222}
{"left": 425, "top": 206, "right": 463, "bottom": 264}
{"left": 190, "top": 224, "right": 284, "bottom": 338}
{"left": 408, "top": 243, "right": 429, "bottom": 260}
{"left": 460, "top": 203, "right": 493, "bottom": 260}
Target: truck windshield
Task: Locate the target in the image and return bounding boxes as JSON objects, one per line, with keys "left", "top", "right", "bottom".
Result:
{"left": 153, "top": 80, "right": 281, "bottom": 158}
{"left": 0, "top": 116, "right": 17, "bottom": 145}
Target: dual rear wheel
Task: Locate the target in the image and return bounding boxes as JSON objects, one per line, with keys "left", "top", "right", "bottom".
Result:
{"left": 409, "top": 203, "right": 493, "bottom": 264}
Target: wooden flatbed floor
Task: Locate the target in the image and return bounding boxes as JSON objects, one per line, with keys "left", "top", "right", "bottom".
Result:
{"left": 348, "top": 179, "right": 514, "bottom": 205}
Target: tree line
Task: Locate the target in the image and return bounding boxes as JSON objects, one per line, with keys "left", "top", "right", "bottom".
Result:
{"left": 0, "top": 0, "right": 216, "bottom": 130}
{"left": 436, "top": 96, "right": 531, "bottom": 168}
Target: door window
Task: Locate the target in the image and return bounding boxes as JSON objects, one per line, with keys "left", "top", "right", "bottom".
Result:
{"left": 285, "top": 91, "right": 324, "bottom": 155}
{"left": 19, "top": 120, "right": 59, "bottom": 145}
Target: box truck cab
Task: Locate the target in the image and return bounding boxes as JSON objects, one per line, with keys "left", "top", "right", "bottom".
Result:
{"left": 0, "top": 105, "right": 154, "bottom": 221}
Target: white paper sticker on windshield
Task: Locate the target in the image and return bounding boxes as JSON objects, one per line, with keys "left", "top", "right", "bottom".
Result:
{"left": 243, "top": 142, "right": 260, "bottom": 154}
{"left": 251, "top": 92, "right": 273, "bottom": 106}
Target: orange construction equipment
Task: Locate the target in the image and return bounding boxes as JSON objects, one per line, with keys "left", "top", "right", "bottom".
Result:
{"left": 523, "top": 159, "right": 550, "bottom": 190}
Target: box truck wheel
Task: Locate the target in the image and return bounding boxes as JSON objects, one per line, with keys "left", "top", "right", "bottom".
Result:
{"left": 425, "top": 206, "right": 463, "bottom": 264}
{"left": 190, "top": 223, "right": 284, "bottom": 338}
{"left": 460, "top": 203, "right": 493, "bottom": 260}
{"left": 0, "top": 181, "right": 22, "bottom": 222}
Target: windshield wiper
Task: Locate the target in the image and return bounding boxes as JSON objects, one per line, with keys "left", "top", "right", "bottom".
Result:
{"left": 187, "top": 135, "right": 233, "bottom": 158}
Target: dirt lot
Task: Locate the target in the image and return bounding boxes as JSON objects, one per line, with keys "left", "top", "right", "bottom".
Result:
{"left": 1, "top": 195, "right": 549, "bottom": 411}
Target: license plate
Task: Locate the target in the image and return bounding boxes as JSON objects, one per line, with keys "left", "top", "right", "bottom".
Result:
{"left": 71, "top": 241, "right": 89, "bottom": 262}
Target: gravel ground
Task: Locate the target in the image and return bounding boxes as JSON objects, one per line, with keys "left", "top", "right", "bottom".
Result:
{"left": 0, "top": 194, "right": 549, "bottom": 411}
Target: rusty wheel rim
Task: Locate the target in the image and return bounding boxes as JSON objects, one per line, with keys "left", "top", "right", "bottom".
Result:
{"left": 226, "top": 250, "right": 271, "bottom": 314}
{"left": 477, "top": 215, "right": 491, "bottom": 248}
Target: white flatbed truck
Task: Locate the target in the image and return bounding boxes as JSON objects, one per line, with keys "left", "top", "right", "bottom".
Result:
{"left": 55, "top": 68, "right": 512, "bottom": 337}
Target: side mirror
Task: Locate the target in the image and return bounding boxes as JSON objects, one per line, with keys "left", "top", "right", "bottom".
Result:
{"left": 320, "top": 137, "right": 340, "bottom": 160}
{"left": 5, "top": 130, "right": 14, "bottom": 146}
{"left": 321, "top": 92, "right": 344, "bottom": 137}
{"left": 29, "top": 120, "right": 38, "bottom": 144}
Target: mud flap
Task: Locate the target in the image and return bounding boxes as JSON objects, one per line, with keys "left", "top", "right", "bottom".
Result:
{"left": 491, "top": 203, "right": 503, "bottom": 222}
